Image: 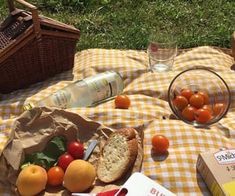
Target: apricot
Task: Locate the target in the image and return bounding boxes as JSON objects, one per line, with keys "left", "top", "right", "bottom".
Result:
{"left": 16, "top": 164, "right": 47, "bottom": 196}
{"left": 63, "top": 160, "right": 96, "bottom": 192}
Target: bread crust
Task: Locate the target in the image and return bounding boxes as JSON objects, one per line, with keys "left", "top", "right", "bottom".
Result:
{"left": 97, "top": 128, "right": 138, "bottom": 183}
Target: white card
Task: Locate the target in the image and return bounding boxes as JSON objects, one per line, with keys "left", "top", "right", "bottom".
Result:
{"left": 115, "top": 172, "right": 176, "bottom": 196}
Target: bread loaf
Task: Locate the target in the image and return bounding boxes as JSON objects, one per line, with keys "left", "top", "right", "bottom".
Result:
{"left": 97, "top": 128, "right": 138, "bottom": 183}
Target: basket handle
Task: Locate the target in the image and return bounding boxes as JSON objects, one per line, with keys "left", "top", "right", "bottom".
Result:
{"left": 7, "top": 0, "right": 41, "bottom": 38}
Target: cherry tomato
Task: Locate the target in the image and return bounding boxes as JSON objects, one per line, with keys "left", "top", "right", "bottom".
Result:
{"left": 57, "top": 153, "right": 74, "bottom": 171}
{"left": 47, "top": 166, "right": 64, "bottom": 186}
{"left": 198, "top": 91, "right": 210, "bottom": 104}
{"left": 180, "top": 89, "right": 193, "bottom": 101}
{"left": 189, "top": 93, "right": 204, "bottom": 109}
{"left": 67, "top": 141, "right": 84, "bottom": 159}
{"left": 195, "top": 108, "right": 212, "bottom": 124}
{"left": 151, "top": 135, "right": 169, "bottom": 154}
{"left": 115, "top": 95, "right": 131, "bottom": 109}
{"left": 213, "top": 103, "right": 225, "bottom": 116}
{"left": 182, "top": 106, "right": 196, "bottom": 121}
{"left": 202, "top": 104, "right": 213, "bottom": 115}
{"left": 173, "top": 95, "right": 188, "bottom": 110}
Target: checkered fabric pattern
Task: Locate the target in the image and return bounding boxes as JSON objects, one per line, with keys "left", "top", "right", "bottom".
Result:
{"left": 0, "top": 46, "right": 235, "bottom": 195}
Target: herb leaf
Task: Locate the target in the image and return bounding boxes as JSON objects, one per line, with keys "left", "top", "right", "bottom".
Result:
{"left": 22, "top": 135, "right": 67, "bottom": 170}
{"left": 44, "top": 136, "right": 66, "bottom": 159}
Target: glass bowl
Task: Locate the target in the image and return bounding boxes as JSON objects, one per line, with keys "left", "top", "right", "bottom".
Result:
{"left": 168, "top": 67, "right": 231, "bottom": 127}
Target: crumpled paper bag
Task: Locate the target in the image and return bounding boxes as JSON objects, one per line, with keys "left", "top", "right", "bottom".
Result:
{"left": 0, "top": 107, "right": 143, "bottom": 195}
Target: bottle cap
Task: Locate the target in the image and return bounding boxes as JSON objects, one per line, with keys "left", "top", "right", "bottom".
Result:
{"left": 23, "top": 103, "right": 35, "bottom": 111}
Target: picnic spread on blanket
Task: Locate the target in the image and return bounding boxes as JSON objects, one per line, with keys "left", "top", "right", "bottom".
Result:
{"left": 0, "top": 46, "right": 235, "bottom": 196}
{"left": 1, "top": 0, "right": 235, "bottom": 195}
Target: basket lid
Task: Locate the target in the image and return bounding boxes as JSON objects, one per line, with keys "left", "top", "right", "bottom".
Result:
{"left": 0, "top": 11, "right": 33, "bottom": 52}
{"left": 39, "top": 16, "right": 80, "bottom": 36}
{"left": 0, "top": 10, "right": 80, "bottom": 64}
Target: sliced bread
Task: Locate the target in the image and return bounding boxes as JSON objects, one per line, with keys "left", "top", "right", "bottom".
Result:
{"left": 97, "top": 128, "right": 138, "bottom": 183}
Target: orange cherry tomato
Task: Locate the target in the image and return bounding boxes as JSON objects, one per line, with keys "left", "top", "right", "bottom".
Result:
{"left": 195, "top": 108, "right": 212, "bottom": 124}
{"left": 182, "top": 106, "right": 196, "bottom": 121}
{"left": 47, "top": 166, "right": 64, "bottom": 186}
{"left": 173, "top": 95, "right": 188, "bottom": 110}
{"left": 202, "top": 104, "right": 213, "bottom": 115}
{"left": 115, "top": 95, "right": 131, "bottom": 109}
{"left": 198, "top": 91, "right": 210, "bottom": 104}
{"left": 189, "top": 94, "right": 204, "bottom": 109}
{"left": 213, "top": 103, "right": 225, "bottom": 116}
{"left": 180, "top": 89, "right": 193, "bottom": 101}
{"left": 151, "top": 135, "right": 169, "bottom": 154}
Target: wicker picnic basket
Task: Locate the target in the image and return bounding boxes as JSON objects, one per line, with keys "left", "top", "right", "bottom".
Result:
{"left": 0, "top": 0, "right": 80, "bottom": 93}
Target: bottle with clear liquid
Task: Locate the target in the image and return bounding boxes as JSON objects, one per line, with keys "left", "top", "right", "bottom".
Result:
{"left": 23, "top": 71, "right": 124, "bottom": 110}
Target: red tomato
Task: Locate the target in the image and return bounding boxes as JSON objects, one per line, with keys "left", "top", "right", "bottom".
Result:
{"left": 151, "top": 135, "right": 169, "bottom": 154}
{"left": 57, "top": 153, "right": 74, "bottom": 171}
{"left": 173, "top": 95, "right": 188, "bottom": 110}
{"left": 67, "top": 141, "right": 84, "bottom": 159}
{"left": 189, "top": 94, "right": 204, "bottom": 109}
{"left": 115, "top": 95, "right": 131, "bottom": 109}
{"left": 195, "top": 108, "right": 212, "bottom": 124}
{"left": 198, "top": 91, "right": 210, "bottom": 104}
{"left": 47, "top": 166, "right": 64, "bottom": 186}
{"left": 180, "top": 89, "right": 193, "bottom": 101}
{"left": 213, "top": 103, "right": 225, "bottom": 116}
{"left": 182, "top": 106, "right": 196, "bottom": 121}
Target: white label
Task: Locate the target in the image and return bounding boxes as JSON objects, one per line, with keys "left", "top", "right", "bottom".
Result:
{"left": 84, "top": 77, "right": 112, "bottom": 104}
{"left": 214, "top": 149, "right": 235, "bottom": 165}
{"left": 51, "top": 90, "right": 71, "bottom": 108}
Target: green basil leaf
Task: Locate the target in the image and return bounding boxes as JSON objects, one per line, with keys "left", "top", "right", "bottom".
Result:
{"left": 43, "top": 136, "right": 67, "bottom": 159}
{"left": 22, "top": 136, "right": 67, "bottom": 170}
{"left": 33, "top": 152, "right": 56, "bottom": 169}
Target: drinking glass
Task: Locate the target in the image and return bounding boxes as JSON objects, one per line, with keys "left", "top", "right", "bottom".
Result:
{"left": 147, "top": 38, "right": 177, "bottom": 72}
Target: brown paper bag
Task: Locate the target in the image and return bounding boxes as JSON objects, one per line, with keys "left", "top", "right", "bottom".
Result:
{"left": 0, "top": 107, "right": 143, "bottom": 195}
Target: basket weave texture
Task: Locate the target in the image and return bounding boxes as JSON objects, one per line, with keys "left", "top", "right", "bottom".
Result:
{"left": 0, "top": 0, "right": 80, "bottom": 94}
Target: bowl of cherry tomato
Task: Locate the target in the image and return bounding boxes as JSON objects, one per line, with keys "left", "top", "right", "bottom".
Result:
{"left": 168, "top": 67, "right": 231, "bottom": 127}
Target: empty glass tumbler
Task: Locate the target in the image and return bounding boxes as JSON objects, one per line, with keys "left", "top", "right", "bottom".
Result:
{"left": 147, "top": 40, "right": 177, "bottom": 72}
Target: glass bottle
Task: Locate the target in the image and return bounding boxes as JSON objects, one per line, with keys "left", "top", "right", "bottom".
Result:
{"left": 23, "top": 71, "right": 124, "bottom": 110}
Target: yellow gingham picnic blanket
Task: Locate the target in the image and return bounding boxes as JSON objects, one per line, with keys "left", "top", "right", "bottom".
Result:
{"left": 0, "top": 46, "right": 235, "bottom": 195}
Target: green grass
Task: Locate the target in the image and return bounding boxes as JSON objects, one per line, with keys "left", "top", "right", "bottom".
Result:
{"left": 1, "top": 0, "right": 235, "bottom": 51}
